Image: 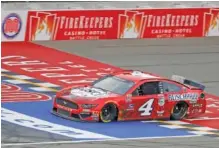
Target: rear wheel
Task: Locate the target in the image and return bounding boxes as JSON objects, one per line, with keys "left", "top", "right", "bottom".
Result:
{"left": 170, "top": 102, "right": 188, "bottom": 120}
{"left": 100, "top": 103, "right": 118, "bottom": 123}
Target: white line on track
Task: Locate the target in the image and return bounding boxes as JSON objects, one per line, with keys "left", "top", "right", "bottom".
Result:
{"left": 1, "top": 135, "right": 201, "bottom": 147}
{"left": 190, "top": 127, "right": 218, "bottom": 131}
{"left": 186, "top": 117, "right": 219, "bottom": 121}
{"left": 1, "top": 108, "right": 115, "bottom": 139}
{"left": 1, "top": 68, "right": 9, "bottom": 72}
{"left": 159, "top": 125, "right": 186, "bottom": 129}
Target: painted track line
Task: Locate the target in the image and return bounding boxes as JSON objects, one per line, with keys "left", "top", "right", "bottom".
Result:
{"left": 1, "top": 135, "right": 201, "bottom": 147}
{"left": 159, "top": 121, "right": 219, "bottom": 136}
{"left": 142, "top": 120, "right": 219, "bottom": 136}
{"left": 2, "top": 108, "right": 116, "bottom": 140}
{"left": 186, "top": 117, "right": 219, "bottom": 121}
{"left": 2, "top": 73, "right": 58, "bottom": 92}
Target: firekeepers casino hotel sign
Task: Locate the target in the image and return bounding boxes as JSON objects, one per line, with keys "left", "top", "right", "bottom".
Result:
{"left": 2, "top": 13, "right": 22, "bottom": 39}
{"left": 24, "top": 8, "right": 219, "bottom": 41}
{"left": 25, "top": 11, "right": 116, "bottom": 41}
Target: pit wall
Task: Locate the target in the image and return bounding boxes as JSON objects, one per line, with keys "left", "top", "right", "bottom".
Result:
{"left": 2, "top": 8, "right": 219, "bottom": 42}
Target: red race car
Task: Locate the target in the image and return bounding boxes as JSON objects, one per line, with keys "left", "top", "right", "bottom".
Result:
{"left": 52, "top": 70, "right": 206, "bottom": 122}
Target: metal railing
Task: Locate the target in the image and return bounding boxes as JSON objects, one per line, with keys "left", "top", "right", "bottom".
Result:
{"left": 2, "top": 1, "right": 219, "bottom": 11}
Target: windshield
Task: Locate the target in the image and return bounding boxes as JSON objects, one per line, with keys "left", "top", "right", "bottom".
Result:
{"left": 92, "top": 75, "right": 134, "bottom": 95}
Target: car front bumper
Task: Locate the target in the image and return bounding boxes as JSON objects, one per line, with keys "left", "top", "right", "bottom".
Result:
{"left": 51, "top": 106, "right": 100, "bottom": 122}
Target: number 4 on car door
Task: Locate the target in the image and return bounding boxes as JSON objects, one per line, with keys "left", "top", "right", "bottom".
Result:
{"left": 139, "top": 98, "right": 154, "bottom": 116}
{"left": 131, "top": 81, "right": 161, "bottom": 119}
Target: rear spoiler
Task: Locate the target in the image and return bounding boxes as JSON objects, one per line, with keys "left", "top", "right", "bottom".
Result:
{"left": 171, "top": 75, "right": 205, "bottom": 91}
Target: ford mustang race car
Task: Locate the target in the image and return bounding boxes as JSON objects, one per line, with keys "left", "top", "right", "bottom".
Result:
{"left": 52, "top": 70, "right": 206, "bottom": 122}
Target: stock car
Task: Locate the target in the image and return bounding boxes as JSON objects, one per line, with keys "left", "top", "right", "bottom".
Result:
{"left": 52, "top": 70, "right": 206, "bottom": 123}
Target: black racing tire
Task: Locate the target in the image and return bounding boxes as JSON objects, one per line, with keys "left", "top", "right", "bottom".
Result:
{"left": 170, "top": 101, "right": 188, "bottom": 120}
{"left": 100, "top": 103, "right": 118, "bottom": 123}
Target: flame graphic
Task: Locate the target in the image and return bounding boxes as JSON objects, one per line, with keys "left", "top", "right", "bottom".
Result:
{"left": 37, "top": 20, "right": 47, "bottom": 33}
{"left": 126, "top": 17, "right": 135, "bottom": 31}
{"left": 118, "top": 10, "right": 145, "bottom": 39}
{"left": 123, "top": 17, "right": 139, "bottom": 38}
{"left": 204, "top": 9, "right": 219, "bottom": 36}
{"left": 34, "top": 19, "right": 52, "bottom": 40}
{"left": 29, "top": 12, "right": 59, "bottom": 41}
{"left": 209, "top": 9, "right": 219, "bottom": 31}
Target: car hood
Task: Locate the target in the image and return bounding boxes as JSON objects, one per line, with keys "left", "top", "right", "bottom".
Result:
{"left": 59, "top": 86, "right": 120, "bottom": 102}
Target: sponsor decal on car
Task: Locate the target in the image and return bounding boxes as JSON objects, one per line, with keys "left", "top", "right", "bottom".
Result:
{"left": 91, "top": 111, "right": 99, "bottom": 120}
{"left": 70, "top": 87, "right": 109, "bottom": 98}
{"left": 92, "top": 111, "right": 99, "bottom": 116}
{"left": 131, "top": 71, "right": 158, "bottom": 78}
{"left": 169, "top": 93, "right": 198, "bottom": 101}
{"left": 157, "top": 95, "right": 165, "bottom": 116}
{"left": 158, "top": 95, "right": 165, "bottom": 106}
{"left": 191, "top": 108, "right": 203, "bottom": 114}
{"left": 57, "top": 104, "right": 73, "bottom": 112}
{"left": 157, "top": 110, "right": 165, "bottom": 116}
{"left": 126, "top": 104, "right": 135, "bottom": 111}
{"left": 158, "top": 82, "right": 164, "bottom": 94}
{"left": 82, "top": 109, "right": 91, "bottom": 112}
{"left": 125, "top": 94, "right": 132, "bottom": 103}
{"left": 192, "top": 103, "right": 203, "bottom": 108}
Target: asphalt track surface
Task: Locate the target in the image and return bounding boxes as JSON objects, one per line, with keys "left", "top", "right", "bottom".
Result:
{"left": 38, "top": 37, "right": 219, "bottom": 96}
{"left": 2, "top": 37, "right": 219, "bottom": 148}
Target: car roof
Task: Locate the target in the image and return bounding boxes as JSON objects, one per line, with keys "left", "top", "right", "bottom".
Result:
{"left": 113, "top": 70, "right": 164, "bottom": 82}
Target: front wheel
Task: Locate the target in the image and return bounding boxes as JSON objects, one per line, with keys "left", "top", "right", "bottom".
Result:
{"left": 100, "top": 103, "right": 118, "bottom": 123}
{"left": 170, "top": 102, "right": 188, "bottom": 120}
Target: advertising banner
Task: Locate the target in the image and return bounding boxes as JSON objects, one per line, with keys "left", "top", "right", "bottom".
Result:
{"left": 1, "top": 11, "right": 28, "bottom": 42}
{"left": 25, "top": 8, "right": 219, "bottom": 41}
{"left": 25, "top": 10, "right": 123, "bottom": 41}
{"left": 118, "top": 8, "right": 219, "bottom": 38}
